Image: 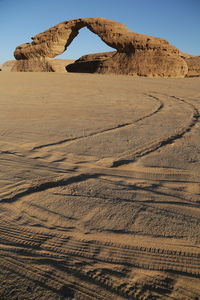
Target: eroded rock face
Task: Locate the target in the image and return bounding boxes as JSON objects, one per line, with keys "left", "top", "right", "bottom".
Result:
{"left": 66, "top": 52, "right": 116, "bottom": 73}
{"left": 12, "top": 17, "right": 188, "bottom": 77}
{"left": 185, "top": 56, "right": 200, "bottom": 77}
{"left": 1, "top": 60, "right": 16, "bottom": 71}
{"left": 12, "top": 58, "right": 75, "bottom": 73}
{"left": 67, "top": 50, "right": 187, "bottom": 77}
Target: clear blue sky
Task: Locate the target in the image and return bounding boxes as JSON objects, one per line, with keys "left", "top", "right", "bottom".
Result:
{"left": 1, "top": 0, "right": 200, "bottom": 64}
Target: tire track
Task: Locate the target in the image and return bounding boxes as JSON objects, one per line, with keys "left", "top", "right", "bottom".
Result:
{"left": 111, "top": 94, "right": 200, "bottom": 167}
{"left": 99, "top": 167, "right": 200, "bottom": 183}
{"left": 2, "top": 93, "right": 198, "bottom": 204}
{"left": 0, "top": 172, "right": 99, "bottom": 203}
{"left": 0, "top": 253, "right": 175, "bottom": 300}
{"left": 0, "top": 219, "right": 199, "bottom": 299}
{"left": 99, "top": 176, "right": 200, "bottom": 207}
{"left": 0, "top": 222, "right": 199, "bottom": 277}
{"left": 0, "top": 255, "right": 106, "bottom": 300}
{"left": 31, "top": 94, "right": 163, "bottom": 151}
{"left": 1, "top": 165, "right": 199, "bottom": 205}
{"left": 1, "top": 91, "right": 200, "bottom": 299}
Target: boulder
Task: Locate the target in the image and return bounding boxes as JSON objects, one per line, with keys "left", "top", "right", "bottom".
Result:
{"left": 12, "top": 17, "right": 188, "bottom": 77}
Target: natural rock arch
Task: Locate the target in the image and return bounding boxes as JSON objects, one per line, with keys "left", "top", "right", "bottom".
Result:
{"left": 12, "top": 17, "right": 188, "bottom": 77}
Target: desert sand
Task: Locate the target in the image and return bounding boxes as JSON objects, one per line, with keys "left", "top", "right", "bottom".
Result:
{"left": 0, "top": 72, "right": 200, "bottom": 299}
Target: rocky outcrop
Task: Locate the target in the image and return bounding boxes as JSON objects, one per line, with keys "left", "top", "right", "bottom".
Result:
{"left": 184, "top": 56, "right": 200, "bottom": 77}
{"left": 180, "top": 52, "right": 194, "bottom": 59}
{"left": 66, "top": 52, "right": 115, "bottom": 73}
{"left": 1, "top": 60, "right": 16, "bottom": 71}
{"left": 12, "top": 58, "right": 74, "bottom": 72}
{"left": 67, "top": 50, "right": 187, "bottom": 77}
{"left": 48, "top": 59, "right": 75, "bottom": 72}
{"left": 12, "top": 17, "right": 188, "bottom": 77}
{"left": 180, "top": 53, "right": 200, "bottom": 77}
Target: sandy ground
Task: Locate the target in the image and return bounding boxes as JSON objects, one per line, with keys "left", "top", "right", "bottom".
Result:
{"left": 0, "top": 72, "right": 200, "bottom": 299}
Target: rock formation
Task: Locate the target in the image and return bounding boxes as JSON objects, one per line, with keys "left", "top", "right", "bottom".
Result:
{"left": 1, "top": 59, "right": 74, "bottom": 73}
{"left": 66, "top": 51, "right": 116, "bottom": 73}
{"left": 48, "top": 59, "right": 75, "bottom": 72}
{"left": 12, "top": 17, "right": 188, "bottom": 77}
{"left": 184, "top": 56, "right": 200, "bottom": 77}
{"left": 180, "top": 52, "right": 194, "bottom": 59}
{"left": 1, "top": 60, "right": 16, "bottom": 71}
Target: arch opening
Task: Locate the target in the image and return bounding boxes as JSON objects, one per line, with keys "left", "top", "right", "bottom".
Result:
{"left": 57, "top": 27, "right": 115, "bottom": 61}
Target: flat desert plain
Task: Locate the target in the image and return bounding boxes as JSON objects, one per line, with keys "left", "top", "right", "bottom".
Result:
{"left": 0, "top": 72, "right": 200, "bottom": 300}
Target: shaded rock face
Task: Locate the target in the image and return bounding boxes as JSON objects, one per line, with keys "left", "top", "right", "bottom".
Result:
{"left": 66, "top": 51, "right": 116, "bottom": 73}
{"left": 67, "top": 51, "right": 187, "bottom": 78}
{"left": 12, "top": 17, "right": 188, "bottom": 77}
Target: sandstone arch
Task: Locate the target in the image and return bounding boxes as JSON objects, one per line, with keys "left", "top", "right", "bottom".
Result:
{"left": 12, "top": 17, "right": 188, "bottom": 77}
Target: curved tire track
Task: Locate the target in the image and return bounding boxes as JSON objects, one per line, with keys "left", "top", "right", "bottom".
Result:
{"left": 0, "top": 220, "right": 200, "bottom": 299}
{"left": 31, "top": 94, "right": 163, "bottom": 151}
{"left": 111, "top": 93, "right": 200, "bottom": 167}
